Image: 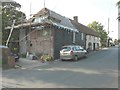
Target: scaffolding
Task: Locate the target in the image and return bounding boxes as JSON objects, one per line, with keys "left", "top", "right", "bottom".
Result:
{"left": 6, "top": 20, "right": 16, "bottom": 46}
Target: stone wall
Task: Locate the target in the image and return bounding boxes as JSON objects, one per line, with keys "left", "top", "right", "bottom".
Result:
{"left": 2, "top": 48, "right": 15, "bottom": 69}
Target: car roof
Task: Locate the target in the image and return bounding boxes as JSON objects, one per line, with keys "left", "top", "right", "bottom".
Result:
{"left": 62, "top": 45, "right": 82, "bottom": 47}
{"left": 0, "top": 45, "right": 8, "bottom": 48}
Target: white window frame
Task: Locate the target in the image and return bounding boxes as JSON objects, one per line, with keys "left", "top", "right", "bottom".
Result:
{"left": 81, "top": 33, "right": 84, "bottom": 40}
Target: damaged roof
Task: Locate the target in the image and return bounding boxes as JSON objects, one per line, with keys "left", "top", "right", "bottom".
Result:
{"left": 32, "top": 8, "right": 78, "bottom": 32}
{"left": 6, "top": 7, "right": 99, "bottom": 37}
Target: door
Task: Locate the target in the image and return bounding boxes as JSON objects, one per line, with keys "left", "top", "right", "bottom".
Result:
{"left": 93, "top": 43, "right": 95, "bottom": 51}
{"left": 76, "top": 46, "right": 83, "bottom": 58}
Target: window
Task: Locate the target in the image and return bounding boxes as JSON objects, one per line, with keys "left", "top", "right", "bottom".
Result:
{"left": 62, "top": 47, "right": 71, "bottom": 52}
{"left": 72, "top": 46, "right": 83, "bottom": 51}
{"left": 34, "top": 17, "right": 39, "bottom": 22}
{"left": 94, "top": 36, "right": 95, "bottom": 41}
{"left": 97, "top": 37, "right": 99, "bottom": 41}
{"left": 89, "top": 35, "right": 91, "bottom": 40}
{"left": 33, "top": 16, "right": 47, "bottom": 23}
{"left": 75, "top": 46, "right": 81, "bottom": 51}
{"left": 72, "top": 47, "right": 76, "bottom": 51}
{"left": 81, "top": 33, "right": 84, "bottom": 40}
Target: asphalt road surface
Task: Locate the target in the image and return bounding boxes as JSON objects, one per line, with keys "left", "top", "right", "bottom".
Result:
{"left": 2, "top": 46, "right": 118, "bottom": 88}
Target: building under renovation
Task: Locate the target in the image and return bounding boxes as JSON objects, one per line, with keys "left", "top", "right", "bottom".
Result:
{"left": 6, "top": 8, "right": 100, "bottom": 59}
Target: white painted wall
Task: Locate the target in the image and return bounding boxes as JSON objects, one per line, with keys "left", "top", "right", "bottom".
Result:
{"left": 86, "top": 35, "right": 100, "bottom": 51}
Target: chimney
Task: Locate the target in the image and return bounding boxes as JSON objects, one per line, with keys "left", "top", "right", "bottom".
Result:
{"left": 73, "top": 16, "right": 78, "bottom": 22}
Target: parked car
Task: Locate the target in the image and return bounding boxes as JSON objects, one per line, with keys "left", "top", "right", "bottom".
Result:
{"left": 10, "top": 53, "right": 19, "bottom": 62}
{"left": 60, "top": 45, "right": 87, "bottom": 61}
{"left": 111, "top": 43, "right": 115, "bottom": 46}
{"left": 0, "top": 45, "right": 19, "bottom": 62}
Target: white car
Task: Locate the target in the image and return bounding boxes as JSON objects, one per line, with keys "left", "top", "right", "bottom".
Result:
{"left": 60, "top": 45, "right": 87, "bottom": 61}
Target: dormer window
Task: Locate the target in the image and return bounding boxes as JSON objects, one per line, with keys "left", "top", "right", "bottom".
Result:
{"left": 33, "top": 16, "right": 48, "bottom": 23}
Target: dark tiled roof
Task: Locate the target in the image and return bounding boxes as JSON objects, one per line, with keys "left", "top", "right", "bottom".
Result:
{"left": 70, "top": 19, "right": 99, "bottom": 37}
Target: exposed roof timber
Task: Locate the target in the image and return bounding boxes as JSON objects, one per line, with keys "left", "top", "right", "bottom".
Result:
{"left": 5, "top": 19, "right": 79, "bottom": 32}
{"left": 5, "top": 22, "right": 51, "bottom": 30}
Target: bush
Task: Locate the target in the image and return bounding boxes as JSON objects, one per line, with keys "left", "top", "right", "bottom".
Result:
{"left": 40, "top": 54, "right": 53, "bottom": 62}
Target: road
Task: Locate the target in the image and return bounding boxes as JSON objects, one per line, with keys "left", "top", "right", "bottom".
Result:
{"left": 2, "top": 46, "right": 118, "bottom": 88}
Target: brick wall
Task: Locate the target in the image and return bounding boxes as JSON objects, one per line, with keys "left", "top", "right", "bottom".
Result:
{"left": 2, "top": 48, "right": 15, "bottom": 69}
{"left": 30, "top": 29, "right": 54, "bottom": 57}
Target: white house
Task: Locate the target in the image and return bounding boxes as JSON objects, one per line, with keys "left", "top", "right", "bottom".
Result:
{"left": 86, "top": 35, "right": 100, "bottom": 51}
{"left": 70, "top": 17, "right": 100, "bottom": 51}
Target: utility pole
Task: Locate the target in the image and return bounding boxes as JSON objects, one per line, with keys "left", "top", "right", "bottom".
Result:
{"left": 27, "top": 2, "right": 32, "bottom": 56}
{"left": 107, "top": 18, "right": 110, "bottom": 47}
{"left": 108, "top": 18, "right": 109, "bottom": 35}
{"left": 44, "top": 0, "right": 46, "bottom": 8}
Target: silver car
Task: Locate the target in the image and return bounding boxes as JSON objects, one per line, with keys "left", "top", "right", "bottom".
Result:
{"left": 60, "top": 45, "right": 87, "bottom": 61}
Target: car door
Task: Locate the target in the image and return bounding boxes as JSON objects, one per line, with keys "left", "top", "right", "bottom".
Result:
{"left": 80, "top": 47, "right": 85, "bottom": 57}
{"left": 75, "top": 46, "right": 82, "bottom": 58}
{"left": 72, "top": 46, "right": 77, "bottom": 56}
{"left": 79, "top": 46, "right": 84, "bottom": 57}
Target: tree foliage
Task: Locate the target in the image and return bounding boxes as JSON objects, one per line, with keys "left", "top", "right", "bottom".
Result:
{"left": 2, "top": 1, "right": 26, "bottom": 44}
{"left": 117, "top": 0, "right": 120, "bottom": 21}
{"left": 117, "top": 0, "right": 120, "bottom": 7}
{"left": 2, "top": 1, "right": 26, "bottom": 27}
{"left": 118, "top": 39, "right": 120, "bottom": 44}
{"left": 2, "top": 1, "right": 26, "bottom": 46}
{"left": 114, "top": 39, "right": 119, "bottom": 45}
{"left": 88, "top": 21, "right": 108, "bottom": 47}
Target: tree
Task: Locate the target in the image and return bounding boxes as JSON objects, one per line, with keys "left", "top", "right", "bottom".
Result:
{"left": 114, "top": 39, "right": 119, "bottom": 45}
{"left": 118, "top": 39, "right": 120, "bottom": 44}
{"left": 2, "top": 0, "right": 26, "bottom": 53}
{"left": 117, "top": 0, "right": 120, "bottom": 7}
{"left": 88, "top": 21, "right": 108, "bottom": 47}
{"left": 117, "top": 1, "right": 120, "bottom": 21}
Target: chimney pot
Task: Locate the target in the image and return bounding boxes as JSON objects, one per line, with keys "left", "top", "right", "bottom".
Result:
{"left": 73, "top": 16, "right": 78, "bottom": 22}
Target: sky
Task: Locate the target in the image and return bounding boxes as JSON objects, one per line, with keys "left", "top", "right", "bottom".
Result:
{"left": 14, "top": 0, "right": 119, "bottom": 40}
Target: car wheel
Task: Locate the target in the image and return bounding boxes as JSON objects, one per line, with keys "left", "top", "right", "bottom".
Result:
{"left": 74, "top": 55, "right": 78, "bottom": 61}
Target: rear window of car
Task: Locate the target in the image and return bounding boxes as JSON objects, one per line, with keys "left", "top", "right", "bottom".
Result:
{"left": 72, "top": 46, "right": 84, "bottom": 51}
{"left": 61, "top": 47, "right": 71, "bottom": 52}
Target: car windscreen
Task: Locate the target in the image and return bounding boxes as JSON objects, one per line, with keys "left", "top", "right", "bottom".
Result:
{"left": 61, "top": 47, "right": 71, "bottom": 52}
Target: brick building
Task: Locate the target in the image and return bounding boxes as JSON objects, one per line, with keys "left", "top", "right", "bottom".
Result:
{"left": 6, "top": 8, "right": 100, "bottom": 59}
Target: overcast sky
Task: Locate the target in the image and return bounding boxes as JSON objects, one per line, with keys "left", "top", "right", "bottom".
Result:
{"left": 14, "top": 0, "right": 119, "bottom": 40}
